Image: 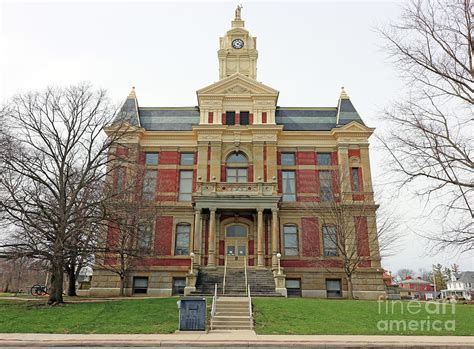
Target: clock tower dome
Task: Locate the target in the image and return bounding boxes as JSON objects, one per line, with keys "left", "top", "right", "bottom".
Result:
{"left": 218, "top": 6, "right": 258, "bottom": 80}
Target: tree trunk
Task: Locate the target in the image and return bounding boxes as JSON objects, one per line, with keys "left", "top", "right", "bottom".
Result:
{"left": 67, "top": 267, "right": 77, "bottom": 297}
{"left": 48, "top": 262, "right": 64, "bottom": 305}
{"left": 119, "top": 275, "right": 125, "bottom": 297}
{"left": 347, "top": 276, "right": 354, "bottom": 300}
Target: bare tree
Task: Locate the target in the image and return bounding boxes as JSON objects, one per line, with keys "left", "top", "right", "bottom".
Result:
{"left": 95, "top": 163, "right": 161, "bottom": 297}
{"left": 378, "top": 0, "right": 473, "bottom": 251}
{"left": 303, "top": 174, "right": 400, "bottom": 299}
{"left": 396, "top": 268, "right": 415, "bottom": 280}
{"left": 0, "top": 84, "right": 128, "bottom": 304}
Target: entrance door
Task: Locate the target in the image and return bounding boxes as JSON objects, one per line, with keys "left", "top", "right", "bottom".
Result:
{"left": 225, "top": 225, "right": 248, "bottom": 267}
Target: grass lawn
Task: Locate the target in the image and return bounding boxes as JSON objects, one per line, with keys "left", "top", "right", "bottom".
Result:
{"left": 1, "top": 297, "right": 472, "bottom": 335}
{"left": 0, "top": 298, "right": 179, "bottom": 334}
{"left": 253, "top": 298, "right": 474, "bottom": 336}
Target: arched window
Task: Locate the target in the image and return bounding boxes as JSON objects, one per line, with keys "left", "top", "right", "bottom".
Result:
{"left": 226, "top": 151, "right": 248, "bottom": 183}
{"left": 226, "top": 224, "right": 247, "bottom": 238}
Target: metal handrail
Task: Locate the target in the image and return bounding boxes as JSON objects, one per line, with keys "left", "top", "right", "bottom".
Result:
{"left": 222, "top": 255, "right": 228, "bottom": 294}
{"left": 248, "top": 284, "right": 252, "bottom": 329}
{"left": 244, "top": 256, "right": 248, "bottom": 295}
{"left": 211, "top": 283, "right": 217, "bottom": 318}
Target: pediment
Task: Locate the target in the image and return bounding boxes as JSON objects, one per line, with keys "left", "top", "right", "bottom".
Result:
{"left": 333, "top": 121, "right": 374, "bottom": 133}
{"left": 197, "top": 73, "right": 279, "bottom": 96}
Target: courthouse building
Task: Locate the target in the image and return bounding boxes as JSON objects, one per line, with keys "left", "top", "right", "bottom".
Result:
{"left": 90, "top": 9, "right": 385, "bottom": 299}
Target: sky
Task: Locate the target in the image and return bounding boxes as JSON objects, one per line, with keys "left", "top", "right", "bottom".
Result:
{"left": 1, "top": 0, "right": 472, "bottom": 274}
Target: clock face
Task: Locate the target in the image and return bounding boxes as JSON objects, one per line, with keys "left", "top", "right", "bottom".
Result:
{"left": 232, "top": 39, "right": 244, "bottom": 49}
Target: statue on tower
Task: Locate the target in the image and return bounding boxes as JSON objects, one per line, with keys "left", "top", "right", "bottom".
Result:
{"left": 235, "top": 4, "right": 243, "bottom": 20}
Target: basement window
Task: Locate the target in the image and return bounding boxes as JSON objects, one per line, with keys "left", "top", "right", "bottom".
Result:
{"left": 326, "top": 279, "right": 342, "bottom": 298}
{"left": 133, "top": 277, "right": 149, "bottom": 294}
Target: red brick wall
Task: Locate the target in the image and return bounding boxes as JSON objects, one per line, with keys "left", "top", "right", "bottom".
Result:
{"left": 134, "top": 258, "right": 191, "bottom": 267}
{"left": 159, "top": 151, "right": 180, "bottom": 165}
{"left": 222, "top": 113, "right": 226, "bottom": 125}
{"left": 221, "top": 165, "right": 226, "bottom": 182}
{"left": 302, "top": 217, "right": 320, "bottom": 257}
{"left": 155, "top": 216, "right": 173, "bottom": 256}
{"left": 348, "top": 149, "right": 360, "bottom": 159}
{"left": 156, "top": 169, "right": 178, "bottom": 201}
{"left": 296, "top": 170, "right": 319, "bottom": 202}
{"left": 208, "top": 112, "right": 213, "bottom": 124}
{"left": 248, "top": 165, "right": 253, "bottom": 182}
{"left": 248, "top": 239, "right": 254, "bottom": 266}
{"left": 219, "top": 240, "right": 225, "bottom": 266}
{"left": 296, "top": 151, "right": 316, "bottom": 165}
{"left": 355, "top": 216, "right": 370, "bottom": 257}
{"left": 281, "top": 259, "right": 343, "bottom": 268}
{"left": 249, "top": 113, "right": 254, "bottom": 125}
{"left": 262, "top": 112, "right": 267, "bottom": 124}
{"left": 235, "top": 113, "right": 240, "bottom": 125}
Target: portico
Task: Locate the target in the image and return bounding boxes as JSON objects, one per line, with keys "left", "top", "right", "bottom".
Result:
{"left": 192, "top": 182, "right": 280, "bottom": 270}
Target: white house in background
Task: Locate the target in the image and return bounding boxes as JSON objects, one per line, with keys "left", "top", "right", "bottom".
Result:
{"left": 441, "top": 272, "right": 474, "bottom": 301}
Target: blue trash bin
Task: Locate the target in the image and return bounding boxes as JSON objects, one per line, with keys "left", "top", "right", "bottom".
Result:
{"left": 178, "top": 297, "right": 206, "bottom": 331}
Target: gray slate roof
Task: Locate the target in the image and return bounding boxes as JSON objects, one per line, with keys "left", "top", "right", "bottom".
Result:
{"left": 115, "top": 94, "right": 365, "bottom": 131}
{"left": 457, "top": 272, "right": 474, "bottom": 283}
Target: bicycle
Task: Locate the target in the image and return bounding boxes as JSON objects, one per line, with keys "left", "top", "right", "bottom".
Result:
{"left": 30, "top": 284, "right": 48, "bottom": 296}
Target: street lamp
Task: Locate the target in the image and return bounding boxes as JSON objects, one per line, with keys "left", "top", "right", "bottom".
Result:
{"left": 276, "top": 252, "right": 282, "bottom": 275}
{"left": 190, "top": 252, "right": 195, "bottom": 274}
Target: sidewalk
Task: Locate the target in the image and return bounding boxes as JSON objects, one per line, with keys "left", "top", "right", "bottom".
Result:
{"left": 1, "top": 332, "right": 473, "bottom": 348}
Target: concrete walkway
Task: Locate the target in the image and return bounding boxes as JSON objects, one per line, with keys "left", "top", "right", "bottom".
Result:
{"left": 0, "top": 332, "right": 473, "bottom": 348}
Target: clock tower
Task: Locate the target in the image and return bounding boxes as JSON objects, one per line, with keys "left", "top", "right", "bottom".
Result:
{"left": 218, "top": 6, "right": 258, "bottom": 80}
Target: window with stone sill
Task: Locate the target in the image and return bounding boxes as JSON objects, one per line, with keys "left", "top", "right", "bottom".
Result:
{"left": 281, "top": 153, "right": 295, "bottom": 166}
{"left": 323, "top": 225, "right": 337, "bottom": 257}
{"left": 175, "top": 224, "right": 190, "bottom": 256}
{"left": 180, "top": 153, "right": 195, "bottom": 166}
{"left": 317, "top": 153, "right": 332, "bottom": 166}
{"left": 142, "top": 170, "right": 157, "bottom": 200}
{"left": 137, "top": 224, "right": 153, "bottom": 251}
{"left": 283, "top": 224, "right": 299, "bottom": 256}
{"left": 226, "top": 152, "right": 248, "bottom": 183}
{"left": 145, "top": 152, "right": 159, "bottom": 166}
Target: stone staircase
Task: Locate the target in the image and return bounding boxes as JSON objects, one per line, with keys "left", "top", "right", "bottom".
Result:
{"left": 210, "top": 297, "right": 253, "bottom": 330}
{"left": 190, "top": 268, "right": 282, "bottom": 297}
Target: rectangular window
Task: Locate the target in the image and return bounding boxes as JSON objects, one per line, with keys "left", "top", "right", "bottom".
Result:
{"left": 351, "top": 167, "right": 361, "bottom": 192}
{"left": 286, "top": 279, "right": 302, "bottom": 297}
{"left": 226, "top": 111, "right": 235, "bottom": 125}
{"left": 143, "top": 170, "right": 156, "bottom": 200}
{"left": 326, "top": 279, "right": 342, "bottom": 298}
{"left": 226, "top": 168, "right": 248, "bottom": 183}
{"left": 319, "top": 170, "right": 333, "bottom": 202}
{"left": 175, "top": 224, "right": 190, "bottom": 255}
{"left": 137, "top": 224, "right": 153, "bottom": 250}
{"left": 323, "top": 225, "right": 337, "bottom": 256}
{"left": 317, "top": 153, "right": 332, "bottom": 166}
{"left": 180, "top": 153, "right": 195, "bottom": 166}
{"left": 115, "top": 166, "right": 125, "bottom": 193}
{"left": 281, "top": 153, "right": 295, "bottom": 166}
{"left": 133, "top": 277, "right": 148, "bottom": 294}
{"left": 172, "top": 277, "right": 186, "bottom": 296}
{"left": 240, "top": 111, "right": 249, "bottom": 125}
{"left": 145, "top": 152, "right": 159, "bottom": 165}
{"left": 282, "top": 171, "right": 296, "bottom": 201}
{"left": 283, "top": 225, "right": 299, "bottom": 256}
{"left": 179, "top": 170, "right": 193, "bottom": 201}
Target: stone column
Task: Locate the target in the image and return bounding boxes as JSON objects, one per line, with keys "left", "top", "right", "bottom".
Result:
{"left": 271, "top": 208, "right": 279, "bottom": 268}
{"left": 208, "top": 208, "right": 217, "bottom": 268}
{"left": 257, "top": 208, "right": 264, "bottom": 267}
{"left": 193, "top": 208, "right": 202, "bottom": 266}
